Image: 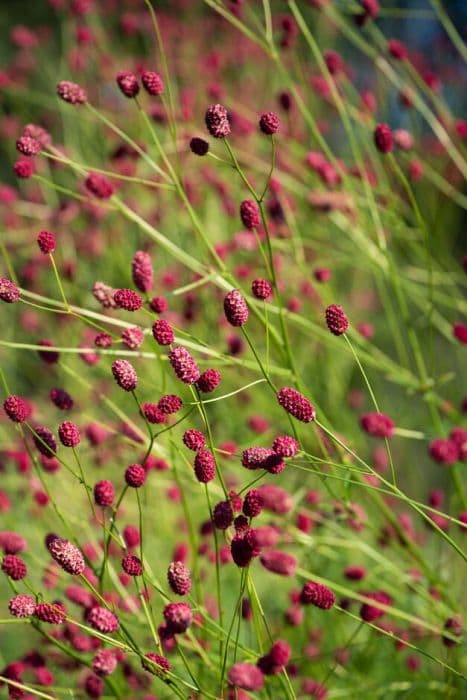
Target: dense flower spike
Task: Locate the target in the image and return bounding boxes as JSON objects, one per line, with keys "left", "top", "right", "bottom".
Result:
{"left": 252, "top": 278, "right": 273, "bottom": 300}
{"left": 0, "top": 278, "right": 20, "bottom": 303}
{"left": 85, "top": 172, "right": 114, "bottom": 199}
{"left": 94, "top": 480, "right": 115, "bottom": 507}
{"left": 259, "top": 111, "right": 280, "bottom": 135}
{"left": 16, "top": 135, "right": 41, "bottom": 156}
{"left": 141, "top": 403, "right": 166, "bottom": 424}
{"left": 121, "top": 326, "right": 144, "bottom": 349}
{"left": 360, "top": 591, "right": 392, "bottom": 622}
{"left": 183, "top": 429, "right": 205, "bottom": 451}
{"left": 213, "top": 500, "right": 234, "bottom": 529}
{"left": 197, "top": 368, "right": 221, "bottom": 393}
{"left": 143, "top": 653, "right": 171, "bottom": 675}
{"left": 243, "top": 489, "right": 263, "bottom": 517}
{"left": 92, "top": 650, "right": 117, "bottom": 677}
{"left": 374, "top": 123, "right": 393, "bottom": 154}
{"left": 429, "top": 439, "right": 459, "bottom": 465}
{"left": 277, "top": 387, "right": 316, "bottom": 423}
{"left": 205, "top": 103, "right": 231, "bottom": 138}
{"left": 152, "top": 319, "right": 174, "bottom": 345}
{"left": 190, "top": 137, "right": 209, "bottom": 156}
{"left": 57, "top": 80, "right": 87, "bottom": 104}
{"left": 325, "top": 304, "right": 349, "bottom": 335}
{"left": 194, "top": 449, "right": 216, "bottom": 483}
{"left": 167, "top": 561, "right": 192, "bottom": 595}
{"left": 240, "top": 200, "right": 261, "bottom": 229}
{"left": 35, "top": 602, "right": 67, "bottom": 624}
{"left": 9, "top": 594, "right": 36, "bottom": 618}
{"left": 58, "top": 421, "right": 81, "bottom": 447}
{"left": 300, "top": 581, "right": 335, "bottom": 609}
{"left": 169, "top": 346, "right": 200, "bottom": 384}
{"left": 112, "top": 359, "right": 138, "bottom": 391}
{"left": 141, "top": 70, "right": 164, "bottom": 96}
{"left": 33, "top": 426, "right": 57, "bottom": 457}
{"left": 47, "top": 537, "right": 85, "bottom": 575}
{"left": 132, "top": 250, "right": 154, "bottom": 292}
{"left": 272, "top": 434, "right": 299, "bottom": 458}
{"left": 2, "top": 554, "right": 27, "bottom": 580}
{"left": 125, "top": 463, "right": 146, "bottom": 487}
{"left": 122, "top": 554, "right": 143, "bottom": 576}
{"left": 114, "top": 288, "right": 143, "bottom": 311}
{"left": 228, "top": 662, "right": 264, "bottom": 691}
{"left": 258, "top": 640, "right": 291, "bottom": 675}
{"left": 158, "top": 394, "right": 182, "bottom": 414}
{"left": 224, "top": 289, "right": 249, "bottom": 326}
{"left": 116, "top": 71, "right": 139, "bottom": 97}
{"left": 360, "top": 412, "right": 395, "bottom": 438}
{"left": 3, "top": 396, "right": 31, "bottom": 423}
{"left": 37, "top": 230, "right": 56, "bottom": 254}
{"left": 50, "top": 388, "right": 73, "bottom": 410}
{"left": 260, "top": 550, "right": 297, "bottom": 576}
{"left": 86, "top": 606, "right": 120, "bottom": 633}
{"left": 163, "top": 602, "right": 193, "bottom": 633}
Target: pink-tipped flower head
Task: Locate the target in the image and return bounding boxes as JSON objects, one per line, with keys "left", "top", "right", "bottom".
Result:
{"left": 183, "top": 429, "right": 205, "bottom": 451}
{"left": 277, "top": 387, "right": 316, "bottom": 423}
{"left": 240, "top": 200, "right": 261, "bottom": 230}
{"left": 259, "top": 111, "right": 280, "bottom": 135}
{"left": 116, "top": 71, "right": 139, "bottom": 97}
{"left": 9, "top": 594, "right": 36, "bottom": 618}
{"left": 272, "top": 434, "right": 299, "bottom": 458}
{"left": 141, "top": 70, "right": 164, "bottom": 96}
{"left": 243, "top": 489, "right": 264, "bottom": 518}
{"left": 3, "top": 396, "right": 31, "bottom": 423}
{"left": 152, "top": 319, "right": 174, "bottom": 345}
{"left": 197, "top": 368, "right": 221, "bottom": 393}
{"left": 374, "top": 124, "right": 393, "bottom": 154}
{"left": 360, "top": 412, "right": 395, "bottom": 438}
{"left": 158, "top": 394, "right": 182, "bottom": 415}
{"left": 2, "top": 554, "right": 27, "bottom": 580}
{"left": 141, "top": 403, "right": 166, "bottom": 424}
{"left": 112, "top": 359, "right": 138, "bottom": 391}
{"left": 16, "top": 135, "right": 41, "bottom": 156}
{"left": 33, "top": 426, "right": 57, "bottom": 458}
{"left": 252, "top": 278, "right": 273, "bottom": 300}
{"left": 0, "top": 278, "right": 20, "bottom": 303}
{"left": 122, "top": 553, "right": 143, "bottom": 576}
{"left": 94, "top": 480, "right": 115, "bottom": 507}
{"left": 14, "top": 159, "right": 34, "bottom": 178}
{"left": 86, "top": 606, "right": 119, "bottom": 633}
{"left": 58, "top": 421, "right": 81, "bottom": 447}
{"left": 163, "top": 601, "right": 193, "bottom": 634}
{"left": 121, "top": 326, "right": 144, "bottom": 350}
{"left": 169, "top": 346, "right": 200, "bottom": 384}
{"left": 132, "top": 250, "right": 153, "bottom": 293}
{"left": 194, "top": 449, "right": 216, "bottom": 483}
{"left": 114, "top": 288, "right": 143, "bottom": 311}
{"left": 224, "top": 289, "right": 249, "bottom": 326}
{"left": 228, "top": 662, "right": 264, "bottom": 691}
{"left": 300, "top": 581, "right": 335, "bottom": 609}
{"left": 205, "top": 104, "right": 231, "bottom": 138}
{"left": 167, "top": 561, "right": 191, "bottom": 596}
{"left": 37, "top": 231, "right": 56, "bottom": 254}
{"left": 325, "top": 304, "right": 349, "bottom": 335}
{"left": 35, "top": 601, "right": 67, "bottom": 624}
{"left": 92, "top": 649, "right": 118, "bottom": 677}
{"left": 57, "top": 80, "right": 87, "bottom": 104}
{"left": 142, "top": 653, "right": 171, "bottom": 675}
{"left": 47, "top": 537, "right": 85, "bottom": 575}
{"left": 125, "top": 463, "right": 146, "bottom": 488}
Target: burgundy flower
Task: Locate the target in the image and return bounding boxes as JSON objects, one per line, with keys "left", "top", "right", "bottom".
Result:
{"left": 325, "top": 304, "right": 349, "bottom": 335}
{"left": 9, "top": 594, "right": 36, "bottom": 618}
{"left": 86, "top": 606, "right": 119, "bottom": 633}
{"left": 58, "top": 421, "right": 81, "bottom": 447}
{"left": 121, "top": 327, "right": 144, "bottom": 350}
{"left": 228, "top": 662, "right": 264, "bottom": 691}
{"left": 272, "top": 434, "right": 299, "bottom": 458}
{"left": 300, "top": 581, "right": 335, "bottom": 609}
{"left": 344, "top": 565, "right": 367, "bottom": 580}
{"left": 167, "top": 561, "right": 191, "bottom": 596}
{"left": 48, "top": 537, "right": 85, "bottom": 575}
{"left": 122, "top": 554, "right": 142, "bottom": 576}
{"left": 374, "top": 124, "right": 393, "bottom": 154}
{"left": 429, "top": 439, "right": 459, "bottom": 465}
{"left": 38, "top": 339, "right": 59, "bottom": 364}
{"left": 260, "top": 550, "right": 297, "bottom": 576}
{"left": 242, "top": 446, "right": 276, "bottom": 470}
{"left": 0, "top": 278, "right": 20, "bottom": 303}
{"left": 132, "top": 250, "right": 154, "bottom": 292}
{"left": 35, "top": 601, "right": 67, "bottom": 624}
{"left": 258, "top": 640, "right": 291, "bottom": 675}
{"left": 259, "top": 111, "right": 280, "bottom": 135}
{"left": 92, "top": 281, "right": 118, "bottom": 309}
{"left": 277, "top": 387, "right": 316, "bottom": 423}
{"left": 94, "top": 480, "right": 115, "bottom": 507}
{"left": 116, "top": 71, "right": 139, "bottom": 98}
{"left": 240, "top": 200, "right": 261, "bottom": 229}
{"left": 152, "top": 319, "right": 174, "bottom": 345}
{"left": 0, "top": 531, "right": 26, "bottom": 554}
{"left": 453, "top": 322, "right": 467, "bottom": 344}
{"left": 183, "top": 429, "right": 205, "bottom": 451}
{"left": 84, "top": 674, "right": 104, "bottom": 698}
{"left": 85, "top": 172, "right": 114, "bottom": 199}
{"left": 141, "top": 70, "right": 164, "bottom": 96}
{"left": 125, "top": 463, "right": 146, "bottom": 488}
{"left": 50, "top": 388, "right": 73, "bottom": 410}
{"left": 2, "top": 554, "right": 27, "bottom": 580}
{"left": 158, "top": 394, "right": 182, "bottom": 415}
{"left": 252, "top": 278, "right": 273, "bottom": 300}
{"left": 190, "top": 137, "right": 209, "bottom": 156}
{"left": 360, "top": 412, "right": 395, "bottom": 438}
{"left": 243, "top": 489, "right": 263, "bottom": 518}
{"left": 360, "top": 591, "right": 392, "bottom": 622}
{"left": 213, "top": 500, "right": 234, "bottom": 529}
{"left": 142, "top": 653, "right": 171, "bottom": 675}
{"left": 230, "top": 531, "right": 260, "bottom": 567}
{"left": 141, "top": 403, "right": 166, "bottom": 424}
{"left": 57, "top": 80, "right": 87, "bottom": 104}
{"left": 169, "top": 346, "right": 200, "bottom": 384}
{"left": 37, "top": 231, "right": 56, "bottom": 254}
{"left": 3, "top": 396, "right": 31, "bottom": 423}
{"left": 112, "top": 359, "right": 138, "bottom": 391}
{"left": 16, "top": 135, "right": 41, "bottom": 156}
{"left": 149, "top": 295, "right": 168, "bottom": 313}
{"left": 33, "top": 426, "right": 57, "bottom": 457}
{"left": 197, "top": 368, "right": 221, "bottom": 393}
{"left": 14, "top": 159, "right": 34, "bottom": 178}
{"left": 114, "top": 288, "right": 143, "bottom": 311}
{"left": 224, "top": 289, "right": 249, "bottom": 327}
{"left": 92, "top": 649, "right": 117, "bottom": 677}
{"left": 163, "top": 602, "right": 193, "bottom": 634}
{"left": 194, "top": 449, "right": 216, "bottom": 483}
{"left": 205, "top": 104, "right": 231, "bottom": 138}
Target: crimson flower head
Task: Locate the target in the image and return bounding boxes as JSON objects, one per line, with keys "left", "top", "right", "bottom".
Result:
{"left": 360, "top": 412, "right": 395, "bottom": 438}
{"left": 224, "top": 289, "right": 249, "bottom": 326}
{"left": 183, "top": 429, "right": 205, "bottom": 451}
{"left": 3, "top": 395, "right": 31, "bottom": 423}
{"left": 197, "top": 368, "right": 221, "bottom": 393}
{"left": 47, "top": 537, "right": 85, "bottom": 575}
{"left": 325, "top": 304, "right": 349, "bottom": 335}
{"left": 260, "top": 550, "right": 297, "bottom": 576}
{"left": 9, "top": 594, "right": 36, "bottom": 618}
{"left": 259, "top": 111, "right": 280, "bottom": 135}
{"left": 243, "top": 489, "right": 263, "bottom": 518}
{"left": 167, "top": 561, "right": 191, "bottom": 596}
{"left": 169, "top": 346, "right": 200, "bottom": 384}
{"left": 277, "top": 387, "right": 315, "bottom": 423}
{"left": 141, "top": 70, "right": 164, "bottom": 96}
{"left": 252, "top": 278, "right": 273, "bottom": 300}
{"left": 85, "top": 172, "right": 114, "bottom": 199}
{"left": 86, "top": 606, "right": 119, "bottom": 633}
{"left": 228, "top": 662, "right": 264, "bottom": 691}
{"left": 152, "top": 319, "right": 174, "bottom": 345}
{"left": 132, "top": 250, "right": 153, "bottom": 292}
{"left": 163, "top": 601, "right": 193, "bottom": 634}
{"left": 92, "top": 649, "right": 117, "bottom": 677}
{"left": 57, "top": 80, "right": 87, "bottom": 104}
{"left": 16, "top": 135, "right": 41, "bottom": 156}
{"left": 116, "top": 71, "right": 139, "bottom": 98}
{"left": 360, "top": 591, "right": 392, "bottom": 622}
{"left": 240, "top": 200, "right": 261, "bottom": 230}
{"left": 205, "top": 104, "right": 231, "bottom": 138}
{"left": 125, "top": 463, "right": 146, "bottom": 488}
{"left": 429, "top": 438, "right": 459, "bottom": 465}
{"left": 300, "top": 581, "right": 335, "bottom": 609}
{"left": 37, "top": 230, "right": 56, "bottom": 254}
{"left": 374, "top": 123, "right": 393, "bottom": 154}
{"left": 2, "top": 554, "right": 27, "bottom": 580}
{"left": 194, "top": 449, "right": 216, "bottom": 483}
{"left": 58, "top": 421, "right": 81, "bottom": 447}
{"left": 122, "top": 553, "right": 143, "bottom": 576}
{"left": 33, "top": 426, "right": 57, "bottom": 457}
{"left": 114, "top": 288, "right": 143, "bottom": 311}
{"left": 112, "top": 359, "right": 138, "bottom": 391}
{"left": 94, "top": 480, "right": 115, "bottom": 507}
{"left": 158, "top": 394, "right": 182, "bottom": 415}
{"left": 0, "top": 278, "right": 20, "bottom": 303}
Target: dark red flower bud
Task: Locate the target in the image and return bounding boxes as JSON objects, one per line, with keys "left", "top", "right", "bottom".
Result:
{"left": 260, "top": 550, "right": 297, "bottom": 576}
{"left": 2, "top": 554, "right": 27, "bottom": 580}
{"left": 259, "top": 111, "right": 280, "bottom": 135}
{"left": 243, "top": 489, "right": 264, "bottom": 518}
{"left": 57, "top": 80, "right": 87, "bottom": 104}
{"left": 183, "top": 429, "right": 205, "bottom": 451}
{"left": 277, "top": 387, "right": 315, "bottom": 423}
{"left": 141, "top": 70, "right": 164, "bottom": 96}
{"left": 14, "top": 158, "right": 34, "bottom": 178}
{"left": 429, "top": 439, "right": 459, "bottom": 465}
{"left": 85, "top": 172, "right": 114, "bottom": 199}
{"left": 125, "top": 463, "right": 146, "bottom": 488}
{"left": 228, "top": 662, "right": 264, "bottom": 691}
{"left": 190, "top": 137, "right": 209, "bottom": 156}
{"left": 272, "top": 434, "right": 299, "bottom": 458}
{"left": 132, "top": 250, "right": 154, "bottom": 293}
{"left": 0, "top": 278, "right": 20, "bottom": 303}
{"left": 325, "top": 304, "right": 349, "bottom": 335}
{"left": 116, "top": 71, "right": 139, "bottom": 98}
{"left": 213, "top": 500, "right": 234, "bottom": 529}
{"left": 194, "top": 449, "right": 216, "bottom": 483}
{"left": 35, "top": 601, "right": 67, "bottom": 624}
{"left": 16, "top": 135, "right": 41, "bottom": 156}
{"left": 3, "top": 395, "right": 31, "bottom": 423}
{"left": 205, "top": 104, "right": 231, "bottom": 138}
{"left": 149, "top": 295, "right": 168, "bottom": 313}
{"left": 163, "top": 602, "right": 193, "bottom": 634}
{"left": 122, "top": 554, "right": 142, "bottom": 576}
{"left": 37, "top": 230, "right": 56, "bottom": 254}
{"left": 360, "top": 412, "right": 395, "bottom": 438}
{"left": 224, "top": 289, "right": 249, "bottom": 326}
{"left": 94, "top": 480, "right": 115, "bottom": 507}
{"left": 374, "top": 123, "right": 393, "bottom": 154}
{"left": 49, "top": 388, "right": 73, "bottom": 410}
{"left": 152, "top": 319, "right": 174, "bottom": 345}
{"left": 114, "top": 288, "right": 143, "bottom": 311}
{"left": 197, "top": 368, "right": 221, "bottom": 393}
{"left": 240, "top": 200, "right": 261, "bottom": 229}
{"left": 142, "top": 653, "right": 171, "bottom": 675}
{"left": 300, "top": 581, "right": 335, "bottom": 609}
{"left": 359, "top": 591, "right": 392, "bottom": 622}
{"left": 158, "top": 394, "right": 182, "bottom": 415}
{"left": 33, "top": 426, "right": 57, "bottom": 457}
{"left": 169, "top": 346, "right": 200, "bottom": 384}
{"left": 167, "top": 561, "right": 191, "bottom": 595}
{"left": 112, "top": 359, "right": 138, "bottom": 391}
{"left": 252, "top": 278, "right": 273, "bottom": 300}
{"left": 141, "top": 403, "right": 166, "bottom": 424}
{"left": 58, "top": 421, "right": 81, "bottom": 447}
